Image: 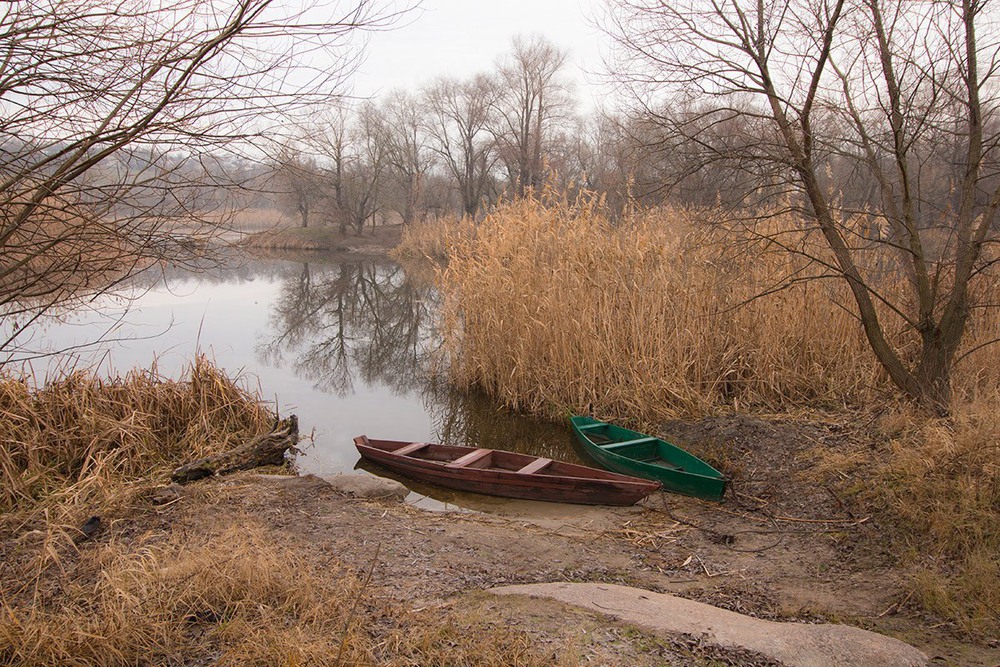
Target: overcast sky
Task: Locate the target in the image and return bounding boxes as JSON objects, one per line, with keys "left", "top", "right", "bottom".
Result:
{"left": 349, "top": 0, "right": 608, "bottom": 109}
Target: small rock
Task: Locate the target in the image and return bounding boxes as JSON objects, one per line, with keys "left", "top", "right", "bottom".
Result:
{"left": 75, "top": 516, "right": 101, "bottom": 543}
{"left": 322, "top": 473, "right": 408, "bottom": 501}
{"left": 151, "top": 483, "right": 183, "bottom": 505}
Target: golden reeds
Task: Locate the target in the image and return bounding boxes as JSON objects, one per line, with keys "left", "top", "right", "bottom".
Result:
{"left": 417, "top": 190, "right": 1000, "bottom": 426}
{"left": 427, "top": 193, "right": 867, "bottom": 425}
{"left": 392, "top": 215, "right": 478, "bottom": 262}
{"left": 0, "top": 355, "right": 274, "bottom": 525}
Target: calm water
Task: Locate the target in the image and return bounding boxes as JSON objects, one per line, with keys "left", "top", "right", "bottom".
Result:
{"left": 5, "top": 255, "right": 581, "bottom": 508}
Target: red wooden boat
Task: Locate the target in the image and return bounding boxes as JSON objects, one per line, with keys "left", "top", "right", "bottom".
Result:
{"left": 354, "top": 435, "right": 661, "bottom": 506}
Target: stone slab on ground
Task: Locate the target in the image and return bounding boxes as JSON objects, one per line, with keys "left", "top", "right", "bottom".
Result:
{"left": 490, "top": 582, "right": 928, "bottom": 667}
{"left": 322, "top": 473, "right": 408, "bottom": 500}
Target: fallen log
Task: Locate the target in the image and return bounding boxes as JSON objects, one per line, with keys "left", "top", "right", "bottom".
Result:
{"left": 171, "top": 415, "right": 299, "bottom": 484}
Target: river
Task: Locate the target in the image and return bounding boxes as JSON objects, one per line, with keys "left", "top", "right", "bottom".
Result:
{"left": 4, "top": 254, "right": 583, "bottom": 509}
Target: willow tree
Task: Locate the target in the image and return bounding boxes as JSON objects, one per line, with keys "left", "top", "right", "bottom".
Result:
{"left": 605, "top": 0, "right": 1000, "bottom": 413}
{"left": 0, "top": 0, "right": 402, "bottom": 359}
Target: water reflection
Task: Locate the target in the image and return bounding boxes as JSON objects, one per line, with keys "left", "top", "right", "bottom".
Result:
{"left": 426, "top": 386, "right": 580, "bottom": 461}
{"left": 258, "top": 262, "right": 434, "bottom": 396}
{"left": 256, "top": 258, "right": 578, "bottom": 462}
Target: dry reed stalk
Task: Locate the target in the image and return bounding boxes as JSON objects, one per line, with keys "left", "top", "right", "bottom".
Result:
{"left": 0, "top": 355, "right": 274, "bottom": 526}
{"left": 420, "top": 190, "right": 1000, "bottom": 426}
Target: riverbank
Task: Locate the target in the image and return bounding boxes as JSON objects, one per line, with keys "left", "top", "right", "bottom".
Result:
{"left": 4, "top": 209, "right": 998, "bottom": 662}
{"left": 242, "top": 221, "right": 403, "bottom": 258}
{"left": 1, "top": 358, "right": 996, "bottom": 663}
{"left": 3, "top": 444, "right": 994, "bottom": 665}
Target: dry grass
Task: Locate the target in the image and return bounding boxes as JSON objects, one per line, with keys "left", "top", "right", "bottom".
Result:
{"left": 411, "top": 190, "right": 1000, "bottom": 426}
{"left": 243, "top": 222, "right": 403, "bottom": 252}
{"left": 0, "top": 522, "right": 559, "bottom": 667}
{"left": 0, "top": 355, "right": 274, "bottom": 527}
{"left": 423, "top": 192, "right": 873, "bottom": 424}
{"left": 392, "top": 215, "right": 477, "bottom": 262}
{"left": 230, "top": 207, "right": 288, "bottom": 233}
{"left": 829, "top": 400, "right": 1000, "bottom": 636}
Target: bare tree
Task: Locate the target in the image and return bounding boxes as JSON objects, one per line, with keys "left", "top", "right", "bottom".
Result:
{"left": 313, "top": 107, "right": 352, "bottom": 232}
{"left": 316, "top": 103, "right": 391, "bottom": 235}
{"left": 0, "top": 0, "right": 402, "bottom": 358}
{"left": 274, "top": 146, "right": 324, "bottom": 228}
{"left": 381, "top": 91, "right": 434, "bottom": 225}
{"left": 492, "top": 35, "right": 573, "bottom": 197}
{"left": 423, "top": 74, "right": 501, "bottom": 218}
{"left": 348, "top": 103, "right": 392, "bottom": 234}
{"left": 604, "top": 0, "right": 1000, "bottom": 413}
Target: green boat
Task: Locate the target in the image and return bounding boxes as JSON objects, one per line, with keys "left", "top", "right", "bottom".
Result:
{"left": 570, "top": 416, "right": 728, "bottom": 501}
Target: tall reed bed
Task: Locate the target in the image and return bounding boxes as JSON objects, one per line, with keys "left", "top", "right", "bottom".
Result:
{"left": 430, "top": 194, "right": 872, "bottom": 423}
{"left": 0, "top": 355, "right": 274, "bottom": 524}
{"left": 424, "top": 192, "right": 1000, "bottom": 424}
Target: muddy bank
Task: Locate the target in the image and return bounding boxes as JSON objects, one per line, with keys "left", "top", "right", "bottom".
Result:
{"left": 30, "top": 461, "right": 991, "bottom": 666}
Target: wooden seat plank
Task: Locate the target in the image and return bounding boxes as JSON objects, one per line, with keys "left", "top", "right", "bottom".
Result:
{"left": 394, "top": 442, "right": 429, "bottom": 456}
{"left": 516, "top": 457, "right": 553, "bottom": 475}
{"left": 446, "top": 448, "right": 492, "bottom": 468}
{"left": 602, "top": 437, "right": 658, "bottom": 450}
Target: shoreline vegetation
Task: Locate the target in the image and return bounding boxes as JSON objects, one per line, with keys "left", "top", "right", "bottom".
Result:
{"left": 0, "top": 357, "right": 562, "bottom": 666}
{"left": 2, "top": 196, "right": 997, "bottom": 663}
{"left": 395, "top": 191, "right": 1000, "bottom": 638}
{"left": 240, "top": 218, "right": 404, "bottom": 256}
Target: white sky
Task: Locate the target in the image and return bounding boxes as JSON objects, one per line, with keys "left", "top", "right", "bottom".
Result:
{"left": 349, "top": 0, "right": 608, "bottom": 110}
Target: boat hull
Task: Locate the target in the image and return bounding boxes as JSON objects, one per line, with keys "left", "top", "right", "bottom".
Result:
{"left": 570, "top": 416, "right": 727, "bottom": 501}
{"left": 354, "top": 436, "right": 661, "bottom": 506}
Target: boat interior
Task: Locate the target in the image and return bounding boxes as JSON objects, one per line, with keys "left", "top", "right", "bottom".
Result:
{"left": 577, "top": 424, "right": 682, "bottom": 469}
{"left": 386, "top": 441, "right": 582, "bottom": 477}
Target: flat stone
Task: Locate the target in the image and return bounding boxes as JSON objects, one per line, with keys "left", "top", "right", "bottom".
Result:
{"left": 322, "top": 473, "right": 408, "bottom": 501}
{"left": 490, "top": 582, "right": 928, "bottom": 667}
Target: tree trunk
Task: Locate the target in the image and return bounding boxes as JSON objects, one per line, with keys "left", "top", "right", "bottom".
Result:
{"left": 171, "top": 415, "right": 299, "bottom": 483}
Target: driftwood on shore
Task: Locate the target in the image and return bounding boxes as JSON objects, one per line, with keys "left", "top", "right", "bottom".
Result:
{"left": 171, "top": 415, "right": 299, "bottom": 484}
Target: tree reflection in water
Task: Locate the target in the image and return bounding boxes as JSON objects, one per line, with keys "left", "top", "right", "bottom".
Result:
{"left": 258, "top": 261, "right": 435, "bottom": 397}
{"left": 259, "top": 258, "right": 578, "bottom": 463}
{"left": 425, "top": 384, "right": 583, "bottom": 462}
